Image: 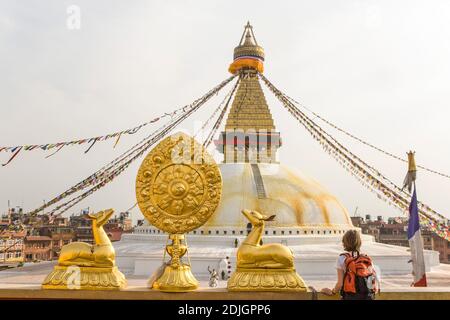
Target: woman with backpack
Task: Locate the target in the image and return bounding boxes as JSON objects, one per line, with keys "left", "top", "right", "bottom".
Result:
{"left": 321, "top": 229, "right": 379, "bottom": 300}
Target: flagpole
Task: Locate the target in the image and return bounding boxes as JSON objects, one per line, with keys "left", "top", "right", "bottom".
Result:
{"left": 404, "top": 151, "right": 427, "bottom": 287}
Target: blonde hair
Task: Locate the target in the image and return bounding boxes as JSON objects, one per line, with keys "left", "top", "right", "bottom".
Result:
{"left": 342, "top": 230, "right": 361, "bottom": 253}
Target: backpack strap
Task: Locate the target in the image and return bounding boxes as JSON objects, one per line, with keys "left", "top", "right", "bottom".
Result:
{"left": 341, "top": 252, "right": 354, "bottom": 270}
{"left": 340, "top": 252, "right": 351, "bottom": 260}
{"left": 340, "top": 253, "right": 355, "bottom": 297}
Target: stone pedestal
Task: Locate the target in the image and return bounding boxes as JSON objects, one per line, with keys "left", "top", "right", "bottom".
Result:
{"left": 227, "top": 268, "right": 307, "bottom": 292}
{"left": 42, "top": 265, "right": 126, "bottom": 290}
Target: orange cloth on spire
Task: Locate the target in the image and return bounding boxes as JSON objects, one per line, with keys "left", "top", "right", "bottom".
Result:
{"left": 228, "top": 58, "right": 264, "bottom": 74}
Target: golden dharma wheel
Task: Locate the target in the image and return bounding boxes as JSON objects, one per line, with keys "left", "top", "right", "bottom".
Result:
{"left": 136, "top": 132, "right": 222, "bottom": 234}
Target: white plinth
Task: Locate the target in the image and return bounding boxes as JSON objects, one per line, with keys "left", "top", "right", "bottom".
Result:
{"left": 114, "top": 232, "right": 440, "bottom": 280}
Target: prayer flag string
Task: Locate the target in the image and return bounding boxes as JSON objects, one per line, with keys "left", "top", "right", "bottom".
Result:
{"left": 26, "top": 74, "right": 237, "bottom": 219}
{"left": 0, "top": 99, "right": 224, "bottom": 163}
{"left": 2, "top": 147, "right": 22, "bottom": 166}
{"left": 260, "top": 73, "right": 449, "bottom": 241}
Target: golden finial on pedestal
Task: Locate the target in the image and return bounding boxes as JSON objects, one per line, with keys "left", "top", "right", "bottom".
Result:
{"left": 42, "top": 209, "right": 127, "bottom": 290}
{"left": 402, "top": 150, "right": 417, "bottom": 193}
{"left": 227, "top": 209, "right": 307, "bottom": 292}
{"left": 136, "top": 132, "right": 223, "bottom": 292}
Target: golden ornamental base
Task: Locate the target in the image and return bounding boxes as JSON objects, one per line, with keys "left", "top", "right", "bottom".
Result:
{"left": 42, "top": 265, "right": 127, "bottom": 290}
{"left": 227, "top": 268, "right": 307, "bottom": 292}
{"left": 151, "top": 264, "right": 198, "bottom": 292}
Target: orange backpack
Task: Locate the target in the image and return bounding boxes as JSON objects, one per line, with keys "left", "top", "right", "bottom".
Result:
{"left": 341, "top": 252, "right": 378, "bottom": 299}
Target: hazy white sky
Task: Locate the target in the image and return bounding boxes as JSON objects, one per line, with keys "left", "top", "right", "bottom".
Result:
{"left": 1, "top": 0, "right": 450, "bottom": 224}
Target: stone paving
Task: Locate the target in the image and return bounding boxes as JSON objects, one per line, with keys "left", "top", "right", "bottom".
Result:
{"left": 1, "top": 261, "right": 449, "bottom": 291}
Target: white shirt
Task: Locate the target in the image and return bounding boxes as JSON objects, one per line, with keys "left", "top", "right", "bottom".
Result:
{"left": 336, "top": 254, "right": 347, "bottom": 270}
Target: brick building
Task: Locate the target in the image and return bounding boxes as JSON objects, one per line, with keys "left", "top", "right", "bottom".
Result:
{"left": 0, "top": 230, "right": 26, "bottom": 263}
{"left": 24, "top": 236, "right": 52, "bottom": 262}
{"left": 352, "top": 215, "right": 449, "bottom": 264}
{"left": 423, "top": 230, "right": 450, "bottom": 264}
{"left": 0, "top": 207, "right": 134, "bottom": 263}
{"left": 70, "top": 214, "right": 93, "bottom": 243}
{"left": 69, "top": 211, "right": 132, "bottom": 244}
{"left": 38, "top": 217, "right": 75, "bottom": 259}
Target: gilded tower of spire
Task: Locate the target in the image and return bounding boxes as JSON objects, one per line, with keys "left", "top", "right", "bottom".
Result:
{"left": 224, "top": 76, "right": 275, "bottom": 131}
{"left": 215, "top": 22, "right": 281, "bottom": 163}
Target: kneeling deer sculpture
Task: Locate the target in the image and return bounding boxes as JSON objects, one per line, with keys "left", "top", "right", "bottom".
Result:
{"left": 237, "top": 209, "right": 294, "bottom": 269}
{"left": 42, "top": 208, "right": 127, "bottom": 290}
{"left": 58, "top": 208, "right": 115, "bottom": 268}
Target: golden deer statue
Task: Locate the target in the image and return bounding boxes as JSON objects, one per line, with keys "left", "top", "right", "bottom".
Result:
{"left": 58, "top": 209, "right": 116, "bottom": 267}
{"left": 237, "top": 209, "right": 294, "bottom": 269}
{"left": 42, "top": 209, "right": 127, "bottom": 290}
{"left": 227, "top": 209, "right": 307, "bottom": 292}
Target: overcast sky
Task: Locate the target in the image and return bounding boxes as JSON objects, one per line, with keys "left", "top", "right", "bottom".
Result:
{"left": 1, "top": 0, "right": 449, "bottom": 224}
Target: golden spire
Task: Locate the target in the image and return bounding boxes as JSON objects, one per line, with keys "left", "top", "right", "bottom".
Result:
{"left": 225, "top": 76, "right": 275, "bottom": 131}
{"left": 215, "top": 23, "right": 281, "bottom": 163}
{"left": 243, "top": 30, "right": 254, "bottom": 45}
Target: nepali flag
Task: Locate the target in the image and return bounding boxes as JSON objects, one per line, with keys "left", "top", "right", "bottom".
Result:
{"left": 407, "top": 186, "right": 427, "bottom": 287}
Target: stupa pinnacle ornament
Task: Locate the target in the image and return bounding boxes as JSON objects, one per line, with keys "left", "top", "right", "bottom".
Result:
{"left": 216, "top": 22, "right": 281, "bottom": 163}
{"left": 228, "top": 21, "right": 265, "bottom": 74}
{"left": 136, "top": 132, "right": 222, "bottom": 292}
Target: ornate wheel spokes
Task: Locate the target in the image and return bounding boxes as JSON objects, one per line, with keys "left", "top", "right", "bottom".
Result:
{"left": 135, "top": 133, "right": 222, "bottom": 234}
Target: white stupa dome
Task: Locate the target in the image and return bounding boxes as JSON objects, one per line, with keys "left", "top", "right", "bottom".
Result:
{"left": 199, "top": 163, "right": 354, "bottom": 234}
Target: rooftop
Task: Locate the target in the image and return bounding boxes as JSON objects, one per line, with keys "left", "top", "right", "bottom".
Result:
{"left": 25, "top": 236, "right": 52, "bottom": 241}
{"left": 0, "top": 230, "right": 27, "bottom": 238}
